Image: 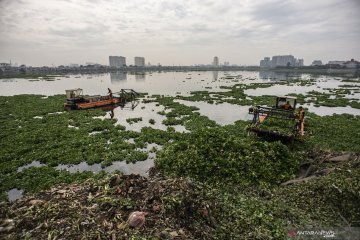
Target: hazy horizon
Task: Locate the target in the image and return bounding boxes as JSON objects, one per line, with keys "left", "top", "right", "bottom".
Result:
{"left": 0, "top": 0, "right": 359, "bottom": 67}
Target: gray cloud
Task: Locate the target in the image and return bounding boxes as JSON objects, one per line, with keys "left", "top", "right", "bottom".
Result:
{"left": 0, "top": 0, "right": 359, "bottom": 66}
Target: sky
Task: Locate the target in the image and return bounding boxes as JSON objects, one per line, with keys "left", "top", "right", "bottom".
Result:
{"left": 0, "top": 0, "right": 359, "bottom": 66}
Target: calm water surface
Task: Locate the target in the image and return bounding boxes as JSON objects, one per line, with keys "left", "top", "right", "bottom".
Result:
{"left": 0, "top": 70, "right": 316, "bottom": 96}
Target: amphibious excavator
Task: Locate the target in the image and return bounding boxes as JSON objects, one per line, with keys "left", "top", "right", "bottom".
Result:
{"left": 247, "top": 96, "right": 305, "bottom": 141}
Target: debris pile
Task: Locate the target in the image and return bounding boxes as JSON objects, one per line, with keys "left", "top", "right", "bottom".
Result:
{"left": 0, "top": 174, "right": 215, "bottom": 239}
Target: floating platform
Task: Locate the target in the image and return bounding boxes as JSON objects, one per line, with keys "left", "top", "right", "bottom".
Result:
{"left": 64, "top": 88, "right": 138, "bottom": 110}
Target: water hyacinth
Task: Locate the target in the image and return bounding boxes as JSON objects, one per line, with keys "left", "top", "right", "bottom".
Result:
{"left": 156, "top": 127, "right": 300, "bottom": 187}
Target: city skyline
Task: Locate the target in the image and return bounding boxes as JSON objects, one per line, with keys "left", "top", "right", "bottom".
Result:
{"left": 0, "top": 0, "right": 359, "bottom": 67}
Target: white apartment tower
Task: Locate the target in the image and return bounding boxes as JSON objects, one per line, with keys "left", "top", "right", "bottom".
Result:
{"left": 109, "top": 56, "right": 126, "bottom": 68}
{"left": 134, "top": 57, "right": 145, "bottom": 67}
{"left": 271, "top": 55, "right": 296, "bottom": 67}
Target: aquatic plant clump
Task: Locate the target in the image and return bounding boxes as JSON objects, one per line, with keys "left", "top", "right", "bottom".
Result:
{"left": 257, "top": 117, "right": 295, "bottom": 136}
{"left": 126, "top": 117, "right": 143, "bottom": 124}
{"left": 156, "top": 127, "right": 299, "bottom": 187}
{"left": 305, "top": 113, "right": 360, "bottom": 152}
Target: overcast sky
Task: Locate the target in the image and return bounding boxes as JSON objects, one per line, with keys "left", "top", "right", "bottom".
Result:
{"left": 0, "top": 0, "right": 359, "bottom": 66}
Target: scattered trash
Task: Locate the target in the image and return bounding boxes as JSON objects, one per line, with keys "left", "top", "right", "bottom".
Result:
{"left": 127, "top": 211, "right": 148, "bottom": 228}
{"left": 1, "top": 174, "right": 215, "bottom": 239}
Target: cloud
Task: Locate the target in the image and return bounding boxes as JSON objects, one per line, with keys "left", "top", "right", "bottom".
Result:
{"left": 0, "top": 0, "right": 359, "bottom": 66}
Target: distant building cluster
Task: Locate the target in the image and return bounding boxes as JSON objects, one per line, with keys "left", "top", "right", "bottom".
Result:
{"left": 108, "top": 56, "right": 146, "bottom": 68}
{"left": 326, "top": 59, "right": 360, "bottom": 68}
{"left": 309, "top": 59, "right": 360, "bottom": 68}
{"left": 193, "top": 57, "right": 234, "bottom": 67}
{"left": 260, "top": 55, "right": 304, "bottom": 68}
{"left": 311, "top": 60, "right": 323, "bottom": 66}
{"left": 259, "top": 55, "right": 359, "bottom": 69}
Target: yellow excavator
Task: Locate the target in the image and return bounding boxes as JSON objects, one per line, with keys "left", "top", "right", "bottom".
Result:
{"left": 247, "top": 96, "right": 305, "bottom": 141}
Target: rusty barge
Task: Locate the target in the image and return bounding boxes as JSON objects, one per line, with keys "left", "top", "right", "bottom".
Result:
{"left": 64, "top": 88, "right": 139, "bottom": 110}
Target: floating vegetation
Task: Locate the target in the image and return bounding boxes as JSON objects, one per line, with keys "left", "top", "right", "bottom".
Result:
{"left": 305, "top": 112, "right": 360, "bottom": 152}
{"left": 2, "top": 152, "right": 359, "bottom": 239}
{"left": 257, "top": 117, "right": 295, "bottom": 136}
{"left": 0, "top": 95, "right": 179, "bottom": 201}
{"left": 177, "top": 82, "right": 285, "bottom": 107}
{"left": 126, "top": 117, "right": 143, "bottom": 124}
{"left": 1, "top": 72, "right": 360, "bottom": 239}
{"left": 156, "top": 127, "right": 299, "bottom": 187}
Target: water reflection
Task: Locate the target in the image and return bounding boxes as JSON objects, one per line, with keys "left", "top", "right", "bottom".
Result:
{"left": 55, "top": 160, "right": 153, "bottom": 176}
{"left": 175, "top": 99, "right": 253, "bottom": 125}
{"left": 305, "top": 103, "right": 360, "bottom": 116}
{"left": 105, "top": 158, "right": 154, "bottom": 176}
{"left": 56, "top": 162, "right": 102, "bottom": 173}
{"left": 17, "top": 161, "right": 45, "bottom": 172}
{"left": 110, "top": 71, "right": 127, "bottom": 83}
{"left": 0, "top": 71, "right": 264, "bottom": 96}
{"left": 8, "top": 188, "right": 23, "bottom": 202}
{"left": 99, "top": 100, "right": 140, "bottom": 119}
{"left": 259, "top": 70, "right": 301, "bottom": 81}
{"left": 212, "top": 71, "right": 219, "bottom": 81}
{"left": 135, "top": 73, "right": 146, "bottom": 81}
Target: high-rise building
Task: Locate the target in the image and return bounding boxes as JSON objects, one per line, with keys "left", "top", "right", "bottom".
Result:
{"left": 213, "top": 56, "right": 219, "bottom": 66}
{"left": 109, "top": 56, "right": 126, "bottom": 68}
{"left": 260, "top": 57, "right": 271, "bottom": 68}
{"left": 271, "top": 55, "right": 296, "bottom": 67}
{"left": 134, "top": 57, "right": 145, "bottom": 67}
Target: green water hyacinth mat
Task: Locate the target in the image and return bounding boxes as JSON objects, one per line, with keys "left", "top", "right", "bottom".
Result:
{"left": 0, "top": 94, "right": 360, "bottom": 239}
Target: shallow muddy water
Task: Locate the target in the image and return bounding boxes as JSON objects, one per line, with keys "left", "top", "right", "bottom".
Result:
{"left": 305, "top": 103, "right": 360, "bottom": 116}
{"left": 100, "top": 101, "right": 188, "bottom": 132}
{"left": 175, "top": 99, "right": 253, "bottom": 125}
